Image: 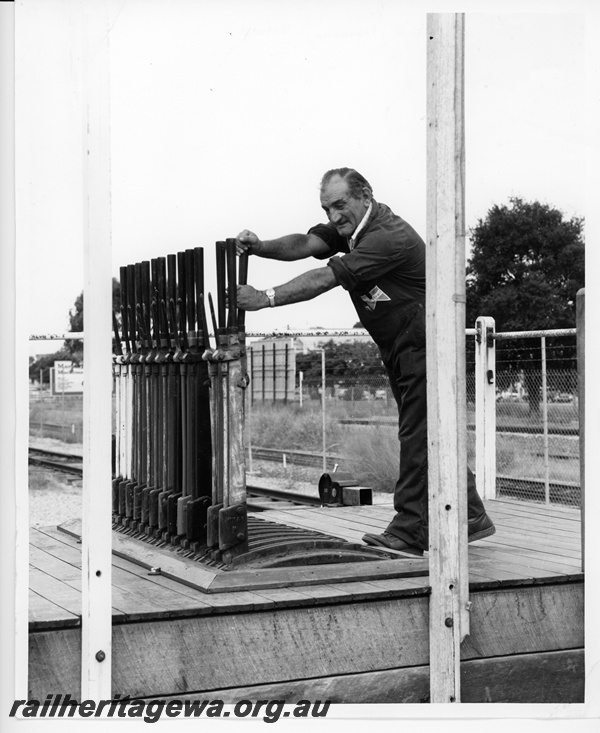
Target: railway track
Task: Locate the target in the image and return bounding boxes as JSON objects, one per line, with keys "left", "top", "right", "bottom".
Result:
{"left": 29, "top": 447, "right": 83, "bottom": 476}
{"left": 28, "top": 447, "right": 321, "bottom": 506}
{"left": 29, "top": 446, "right": 580, "bottom": 507}
{"left": 246, "top": 484, "right": 322, "bottom": 507}
{"left": 340, "top": 418, "right": 579, "bottom": 437}
{"left": 250, "top": 448, "right": 581, "bottom": 506}
{"left": 248, "top": 446, "right": 343, "bottom": 469}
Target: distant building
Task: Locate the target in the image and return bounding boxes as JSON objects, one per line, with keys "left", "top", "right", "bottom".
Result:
{"left": 246, "top": 328, "right": 373, "bottom": 403}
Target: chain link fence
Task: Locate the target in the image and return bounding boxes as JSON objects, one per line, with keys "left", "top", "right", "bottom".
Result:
{"left": 468, "top": 332, "right": 579, "bottom": 506}
{"left": 248, "top": 329, "right": 581, "bottom": 507}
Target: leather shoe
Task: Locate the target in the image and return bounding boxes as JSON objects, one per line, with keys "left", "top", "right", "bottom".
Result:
{"left": 468, "top": 512, "right": 496, "bottom": 542}
{"left": 362, "top": 531, "right": 424, "bottom": 557}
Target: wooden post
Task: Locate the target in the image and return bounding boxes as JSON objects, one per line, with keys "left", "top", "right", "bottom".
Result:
{"left": 576, "top": 289, "right": 584, "bottom": 572}
{"left": 272, "top": 342, "right": 277, "bottom": 402}
{"left": 80, "top": 2, "right": 113, "bottom": 700}
{"left": 250, "top": 346, "right": 254, "bottom": 406}
{"left": 262, "top": 344, "right": 265, "bottom": 402}
{"left": 321, "top": 349, "right": 327, "bottom": 473}
{"left": 426, "top": 13, "right": 469, "bottom": 703}
{"left": 284, "top": 343, "right": 289, "bottom": 404}
{"left": 475, "top": 316, "right": 496, "bottom": 500}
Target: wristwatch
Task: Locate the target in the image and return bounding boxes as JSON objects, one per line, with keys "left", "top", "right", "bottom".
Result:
{"left": 265, "top": 288, "right": 276, "bottom": 308}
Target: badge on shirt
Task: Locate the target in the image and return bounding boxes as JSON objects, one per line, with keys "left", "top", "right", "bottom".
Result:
{"left": 360, "top": 286, "right": 391, "bottom": 311}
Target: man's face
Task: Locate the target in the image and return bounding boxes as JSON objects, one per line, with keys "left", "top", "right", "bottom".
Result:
{"left": 320, "top": 175, "right": 371, "bottom": 238}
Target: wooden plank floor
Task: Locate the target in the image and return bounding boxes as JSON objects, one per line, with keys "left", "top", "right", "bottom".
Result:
{"left": 263, "top": 498, "right": 583, "bottom": 583}
{"left": 28, "top": 498, "right": 582, "bottom": 630}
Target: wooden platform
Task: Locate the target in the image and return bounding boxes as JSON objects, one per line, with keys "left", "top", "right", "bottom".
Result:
{"left": 28, "top": 498, "right": 584, "bottom": 704}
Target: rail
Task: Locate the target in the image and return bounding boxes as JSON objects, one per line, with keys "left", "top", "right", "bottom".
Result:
{"left": 29, "top": 447, "right": 83, "bottom": 476}
{"left": 494, "top": 328, "right": 576, "bottom": 340}
{"left": 29, "top": 447, "right": 324, "bottom": 507}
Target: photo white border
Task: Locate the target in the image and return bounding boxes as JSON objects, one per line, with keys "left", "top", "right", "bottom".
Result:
{"left": 2, "top": 1, "right": 599, "bottom": 729}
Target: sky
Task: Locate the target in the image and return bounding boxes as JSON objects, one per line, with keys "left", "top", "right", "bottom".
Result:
{"left": 16, "top": 0, "right": 591, "bottom": 354}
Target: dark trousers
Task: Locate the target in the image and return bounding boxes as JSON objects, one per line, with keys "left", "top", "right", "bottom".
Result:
{"left": 381, "top": 303, "right": 486, "bottom": 551}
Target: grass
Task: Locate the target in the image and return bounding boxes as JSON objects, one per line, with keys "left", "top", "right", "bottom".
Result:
{"left": 29, "top": 393, "right": 84, "bottom": 443}
{"left": 29, "top": 394, "right": 83, "bottom": 423}
{"left": 494, "top": 401, "right": 579, "bottom": 429}
{"left": 343, "top": 426, "right": 399, "bottom": 493}
{"left": 30, "top": 389, "right": 579, "bottom": 497}
{"left": 247, "top": 401, "right": 399, "bottom": 492}
{"left": 248, "top": 398, "right": 580, "bottom": 494}
{"left": 247, "top": 401, "right": 343, "bottom": 452}
{"left": 495, "top": 432, "right": 579, "bottom": 483}
{"left": 28, "top": 466, "right": 68, "bottom": 492}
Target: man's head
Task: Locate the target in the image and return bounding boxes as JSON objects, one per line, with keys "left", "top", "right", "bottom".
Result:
{"left": 319, "top": 168, "right": 373, "bottom": 238}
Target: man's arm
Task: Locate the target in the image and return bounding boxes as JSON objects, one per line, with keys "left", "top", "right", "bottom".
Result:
{"left": 237, "top": 266, "right": 338, "bottom": 311}
{"left": 235, "top": 230, "right": 331, "bottom": 261}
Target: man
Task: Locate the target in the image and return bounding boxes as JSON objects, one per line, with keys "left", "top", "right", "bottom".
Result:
{"left": 236, "top": 167, "right": 495, "bottom": 557}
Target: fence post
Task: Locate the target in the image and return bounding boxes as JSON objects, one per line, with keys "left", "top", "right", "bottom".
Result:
{"left": 261, "top": 344, "right": 265, "bottom": 402}
{"left": 61, "top": 374, "right": 66, "bottom": 441}
{"left": 249, "top": 346, "right": 254, "bottom": 406}
{"left": 284, "top": 343, "right": 289, "bottom": 404}
{"left": 576, "top": 289, "right": 584, "bottom": 572}
{"left": 246, "top": 378, "right": 253, "bottom": 474}
{"left": 475, "top": 316, "right": 496, "bottom": 500}
{"left": 541, "top": 336, "right": 550, "bottom": 505}
{"left": 321, "top": 349, "right": 326, "bottom": 473}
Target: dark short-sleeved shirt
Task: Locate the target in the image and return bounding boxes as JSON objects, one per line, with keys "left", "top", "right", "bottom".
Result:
{"left": 308, "top": 200, "right": 425, "bottom": 351}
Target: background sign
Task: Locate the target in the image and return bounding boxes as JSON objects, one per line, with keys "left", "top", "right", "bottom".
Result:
{"left": 52, "top": 360, "right": 84, "bottom": 394}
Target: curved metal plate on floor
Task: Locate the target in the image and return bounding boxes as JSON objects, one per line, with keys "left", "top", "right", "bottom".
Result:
{"left": 112, "top": 513, "right": 394, "bottom": 568}
{"left": 225, "top": 516, "right": 393, "bottom": 568}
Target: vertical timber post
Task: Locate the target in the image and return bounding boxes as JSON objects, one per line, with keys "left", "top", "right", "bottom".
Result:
{"left": 426, "top": 13, "right": 469, "bottom": 703}
{"left": 321, "top": 349, "right": 326, "bottom": 473}
{"left": 475, "top": 316, "right": 496, "bottom": 500}
{"left": 272, "top": 342, "right": 277, "bottom": 402}
{"left": 284, "top": 342, "right": 289, "bottom": 404}
{"left": 261, "top": 344, "right": 265, "bottom": 402}
{"left": 250, "top": 346, "right": 254, "bottom": 406}
{"left": 81, "top": 2, "right": 113, "bottom": 700}
{"left": 577, "top": 289, "right": 584, "bottom": 572}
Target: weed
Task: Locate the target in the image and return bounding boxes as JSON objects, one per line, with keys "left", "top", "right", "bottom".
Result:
{"left": 343, "top": 426, "right": 399, "bottom": 493}
{"left": 247, "top": 402, "right": 342, "bottom": 452}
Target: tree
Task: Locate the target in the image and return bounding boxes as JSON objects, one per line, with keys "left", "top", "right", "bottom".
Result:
{"left": 296, "top": 339, "right": 385, "bottom": 398}
{"left": 30, "top": 278, "right": 122, "bottom": 382}
{"left": 63, "top": 277, "right": 121, "bottom": 359}
{"left": 64, "top": 291, "right": 84, "bottom": 361}
{"left": 466, "top": 197, "right": 584, "bottom": 413}
{"left": 466, "top": 197, "right": 584, "bottom": 330}
{"left": 29, "top": 347, "right": 73, "bottom": 385}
